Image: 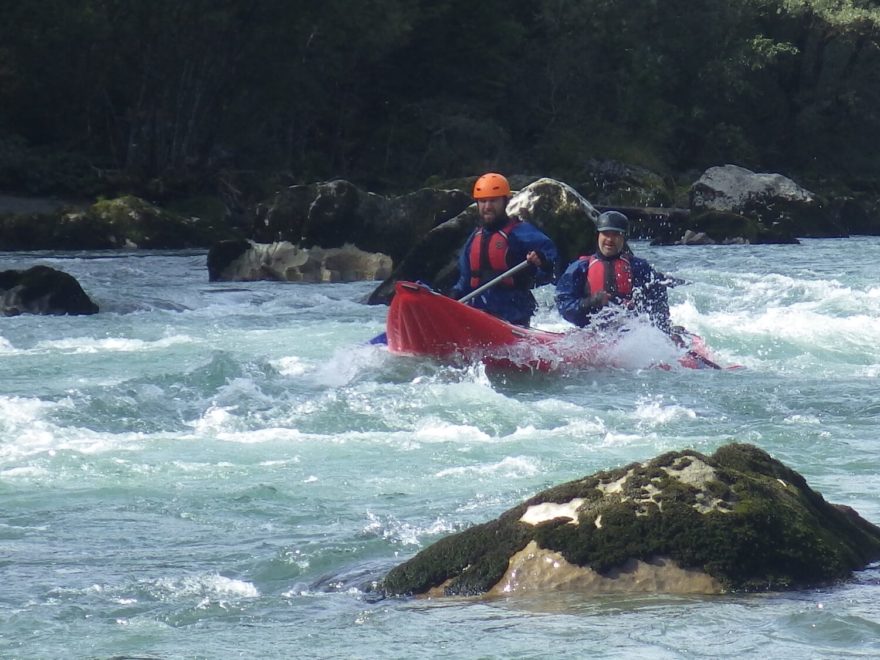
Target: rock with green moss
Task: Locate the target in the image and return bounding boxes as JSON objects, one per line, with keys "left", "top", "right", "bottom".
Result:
{"left": 650, "top": 209, "right": 800, "bottom": 246}
{"left": 575, "top": 159, "right": 674, "bottom": 208}
{"left": 83, "top": 195, "right": 223, "bottom": 248}
{"left": 0, "top": 194, "right": 232, "bottom": 250}
{"left": 380, "top": 443, "right": 880, "bottom": 597}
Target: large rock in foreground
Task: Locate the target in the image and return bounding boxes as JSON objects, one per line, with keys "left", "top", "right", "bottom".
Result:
{"left": 381, "top": 443, "right": 880, "bottom": 597}
{"left": 1, "top": 265, "right": 98, "bottom": 315}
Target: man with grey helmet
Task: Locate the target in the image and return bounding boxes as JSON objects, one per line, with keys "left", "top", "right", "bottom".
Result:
{"left": 555, "top": 210, "right": 673, "bottom": 333}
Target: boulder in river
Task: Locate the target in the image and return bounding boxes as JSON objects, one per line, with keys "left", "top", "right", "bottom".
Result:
{"left": 1, "top": 265, "right": 98, "bottom": 316}
{"left": 207, "top": 239, "right": 392, "bottom": 283}
{"left": 380, "top": 443, "right": 880, "bottom": 598}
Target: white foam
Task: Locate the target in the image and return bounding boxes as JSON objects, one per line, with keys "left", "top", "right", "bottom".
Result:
{"left": 674, "top": 270, "right": 880, "bottom": 355}
{"left": 272, "top": 355, "right": 308, "bottom": 376}
{"left": 152, "top": 574, "right": 259, "bottom": 599}
{"left": 1, "top": 465, "right": 49, "bottom": 478}
{"left": 413, "top": 420, "right": 492, "bottom": 443}
{"left": 214, "top": 377, "right": 275, "bottom": 409}
{"left": 633, "top": 399, "right": 698, "bottom": 425}
{"left": 556, "top": 417, "right": 607, "bottom": 438}
{"left": 434, "top": 455, "right": 540, "bottom": 479}
{"left": 0, "top": 396, "right": 135, "bottom": 464}
{"left": 599, "top": 431, "right": 645, "bottom": 447}
{"left": 0, "top": 396, "right": 54, "bottom": 428}
{"left": 311, "top": 344, "right": 387, "bottom": 387}
{"left": 189, "top": 405, "right": 238, "bottom": 434}
{"left": 609, "top": 324, "right": 682, "bottom": 369}
{"left": 784, "top": 414, "right": 821, "bottom": 425}
{"left": 363, "top": 510, "right": 457, "bottom": 547}
{"left": 34, "top": 334, "right": 193, "bottom": 354}
{"left": 210, "top": 427, "right": 306, "bottom": 444}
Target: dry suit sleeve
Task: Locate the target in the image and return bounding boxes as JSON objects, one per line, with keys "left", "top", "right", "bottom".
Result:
{"left": 449, "top": 233, "right": 475, "bottom": 299}
{"left": 554, "top": 260, "right": 590, "bottom": 327}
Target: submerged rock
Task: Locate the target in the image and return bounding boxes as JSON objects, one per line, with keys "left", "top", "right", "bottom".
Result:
{"left": 0, "top": 265, "right": 98, "bottom": 315}
{"left": 380, "top": 443, "right": 880, "bottom": 597}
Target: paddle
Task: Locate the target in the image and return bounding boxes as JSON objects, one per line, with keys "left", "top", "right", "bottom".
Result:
{"left": 685, "top": 350, "right": 722, "bottom": 370}
{"left": 369, "top": 259, "right": 532, "bottom": 345}
{"left": 670, "top": 328, "right": 722, "bottom": 370}
{"left": 457, "top": 259, "right": 531, "bottom": 304}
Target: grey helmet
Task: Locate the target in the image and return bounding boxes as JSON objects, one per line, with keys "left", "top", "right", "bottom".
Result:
{"left": 595, "top": 210, "right": 629, "bottom": 235}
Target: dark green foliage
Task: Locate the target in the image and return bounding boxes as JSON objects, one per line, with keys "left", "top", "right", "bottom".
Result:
{"left": 1, "top": 1, "right": 878, "bottom": 197}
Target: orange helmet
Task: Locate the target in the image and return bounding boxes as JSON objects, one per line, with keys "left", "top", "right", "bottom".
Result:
{"left": 472, "top": 172, "right": 511, "bottom": 199}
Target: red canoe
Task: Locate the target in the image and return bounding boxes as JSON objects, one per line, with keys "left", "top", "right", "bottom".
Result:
{"left": 385, "top": 281, "right": 722, "bottom": 372}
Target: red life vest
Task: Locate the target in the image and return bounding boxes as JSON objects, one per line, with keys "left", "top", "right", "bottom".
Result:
{"left": 468, "top": 220, "right": 520, "bottom": 288}
{"left": 582, "top": 254, "right": 633, "bottom": 298}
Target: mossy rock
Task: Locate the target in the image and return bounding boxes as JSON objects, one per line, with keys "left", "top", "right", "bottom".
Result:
{"left": 0, "top": 194, "right": 234, "bottom": 250}
{"left": 87, "top": 195, "right": 219, "bottom": 248}
{"left": 689, "top": 210, "right": 799, "bottom": 245}
{"left": 0, "top": 209, "right": 114, "bottom": 250}
{"left": 574, "top": 160, "right": 674, "bottom": 208}
{"left": 380, "top": 443, "right": 880, "bottom": 597}
{"left": 650, "top": 210, "right": 799, "bottom": 245}
{"left": 165, "top": 195, "right": 230, "bottom": 227}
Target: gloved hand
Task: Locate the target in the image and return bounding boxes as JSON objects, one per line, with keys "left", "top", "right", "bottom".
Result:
{"left": 526, "top": 250, "right": 544, "bottom": 268}
{"left": 579, "top": 291, "right": 608, "bottom": 311}
{"left": 668, "top": 325, "right": 689, "bottom": 348}
{"left": 670, "top": 332, "right": 687, "bottom": 348}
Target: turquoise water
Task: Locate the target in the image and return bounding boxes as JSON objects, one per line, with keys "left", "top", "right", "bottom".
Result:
{"left": 2, "top": 239, "right": 879, "bottom": 659}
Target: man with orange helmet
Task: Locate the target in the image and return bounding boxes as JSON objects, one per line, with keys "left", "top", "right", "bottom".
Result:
{"left": 449, "top": 172, "right": 559, "bottom": 327}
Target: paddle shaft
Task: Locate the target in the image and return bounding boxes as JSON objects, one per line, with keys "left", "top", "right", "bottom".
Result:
{"left": 686, "top": 350, "right": 722, "bottom": 369}
{"left": 459, "top": 259, "right": 531, "bottom": 304}
{"left": 671, "top": 328, "right": 722, "bottom": 370}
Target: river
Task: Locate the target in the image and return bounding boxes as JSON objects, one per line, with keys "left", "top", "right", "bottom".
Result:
{"left": 2, "top": 238, "right": 879, "bottom": 658}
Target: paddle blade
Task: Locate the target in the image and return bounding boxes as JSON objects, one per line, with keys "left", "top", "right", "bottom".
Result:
{"left": 368, "top": 332, "right": 388, "bottom": 345}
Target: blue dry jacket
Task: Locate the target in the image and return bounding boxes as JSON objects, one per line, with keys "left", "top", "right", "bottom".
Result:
{"left": 450, "top": 219, "right": 559, "bottom": 326}
{"left": 555, "top": 251, "right": 671, "bottom": 332}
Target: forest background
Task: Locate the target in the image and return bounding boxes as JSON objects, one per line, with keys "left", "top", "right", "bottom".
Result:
{"left": 1, "top": 0, "right": 879, "bottom": 207}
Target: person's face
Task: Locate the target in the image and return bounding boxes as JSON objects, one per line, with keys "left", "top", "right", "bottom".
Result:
{"left": 598, "top": 230, "right": 625, "bottom": 257}
{"left": 477, "top": 196, "right": 508, "bottom": 225}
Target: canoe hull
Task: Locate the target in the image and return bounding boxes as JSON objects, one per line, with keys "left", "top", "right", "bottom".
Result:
{"left": 386, "top": 281, "right": 720, "bottom": 371}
